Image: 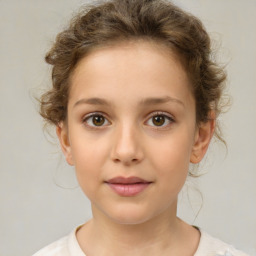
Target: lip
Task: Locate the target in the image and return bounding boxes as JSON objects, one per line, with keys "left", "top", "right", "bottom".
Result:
{"left": 105, "top": 176, "right": 152, "bottom": 197}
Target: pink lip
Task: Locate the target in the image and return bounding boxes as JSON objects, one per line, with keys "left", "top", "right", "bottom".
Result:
{"left": 105, "top": 176, "right": 152, "bottom": 197}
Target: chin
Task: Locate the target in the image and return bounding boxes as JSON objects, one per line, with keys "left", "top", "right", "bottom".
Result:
{"left": 103, "top": 205, "right": 159, "bottom": 226}
{"left": 109, "top": 214, "right": 153, "bottom": 226}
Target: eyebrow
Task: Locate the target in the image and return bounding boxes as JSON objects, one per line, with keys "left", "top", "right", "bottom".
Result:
{"left": 73, "top": 96, "right": 184, "bottom": 108}
{"left": 139, "top": 96, "right": 184, "bottom": 107}
{"left": 73, "top": 97, "right": 110, "bottom": 108}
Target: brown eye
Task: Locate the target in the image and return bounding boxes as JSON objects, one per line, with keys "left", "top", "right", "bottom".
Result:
{"left": 84, "top": 114, "right": 110, "bottom": 127}
{"left": 152, "top": 115, "right": 165, "bottom": 126}
{"left": 92, "top": 115, "right": 105, "bottom": 126}
{"left": 145, "top": 113, "right": 174, "bottom": 128}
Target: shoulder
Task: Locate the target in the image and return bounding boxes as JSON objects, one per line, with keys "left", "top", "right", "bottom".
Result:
{"left": 32, "top": 226, "right": 86, "bottom": 256}
{"left": 32, "top": 235, "right": 69, "bottom": 256}
{"left": 195, "top": 230, "right": 250, "bottom": 256}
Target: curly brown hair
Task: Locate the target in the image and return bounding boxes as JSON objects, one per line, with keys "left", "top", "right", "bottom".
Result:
{"left": 40, "top": 0, "right": 226, "bottom": 141}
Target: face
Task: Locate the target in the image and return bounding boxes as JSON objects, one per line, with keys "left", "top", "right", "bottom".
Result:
{"left": 57, "top": 41, "right": 214, "bottom": 225}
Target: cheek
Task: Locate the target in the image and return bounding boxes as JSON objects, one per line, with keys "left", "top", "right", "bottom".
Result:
{"left": 151, "top": 133, "right": 193, "bottom": 169}
{"left": 154, "top": 148, "right": 190, "bottom": 199}
{"left": 157, "top": 148, "right": 189, "bottom": 187}
{"left": 69, "top": 136, "right": 109, "bottom": 192}
{"left": 148, "top": 131, "right": 194, "bottom": 186}
{"left": 69, "top": 129, "right": 110, "bottom": 165}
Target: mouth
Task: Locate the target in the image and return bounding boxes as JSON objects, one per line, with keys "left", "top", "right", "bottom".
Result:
{"left": 105, "top": 176, "right": 152, "bottom": 197}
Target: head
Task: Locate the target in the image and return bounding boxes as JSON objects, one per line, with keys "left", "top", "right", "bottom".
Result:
{"left": 40, "top": 0, "right": 226, "bottom": 223}
{"left": 41, "top": 0, "right": 225, "bottom": 129}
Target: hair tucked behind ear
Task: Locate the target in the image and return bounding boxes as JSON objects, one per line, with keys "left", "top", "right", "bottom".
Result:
{"left": 40, "top": 0, "right": 227, "bottom": 148}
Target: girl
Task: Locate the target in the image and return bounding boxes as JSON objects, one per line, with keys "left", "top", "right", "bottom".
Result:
{"left": 33, "top": 0, "right": 249, "bottom": 255}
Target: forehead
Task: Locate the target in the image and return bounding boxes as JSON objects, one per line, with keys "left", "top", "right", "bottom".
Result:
{"left": 69, "top": 40, "right": 193, "bottom": 107}
{"left": 72, "top": 40, "right": 186, "bottom": 78}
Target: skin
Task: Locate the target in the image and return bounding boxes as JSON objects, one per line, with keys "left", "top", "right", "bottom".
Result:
{"left": 57, "top": 40, "right": 215, "bottom": 256}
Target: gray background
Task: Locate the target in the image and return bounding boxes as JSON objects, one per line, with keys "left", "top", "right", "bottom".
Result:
{"left": 0, "top": 0, "right": 255, "bottom": 255}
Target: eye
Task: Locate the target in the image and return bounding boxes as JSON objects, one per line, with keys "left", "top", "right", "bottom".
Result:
{"left": 83, "top": 113, "right": 110, "bottom": 127}
{"left": 146, "top": 113, "right": 174, "bottom": 127}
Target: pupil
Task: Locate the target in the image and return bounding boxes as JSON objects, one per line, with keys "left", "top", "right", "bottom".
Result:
{"left": 93, "top": 115, "right": 104, "bottom": 126}
{"left": 153, "top": 115, "right": 164, "bottom": 126}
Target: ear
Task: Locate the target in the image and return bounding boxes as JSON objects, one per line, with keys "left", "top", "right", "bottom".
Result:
{"left": 56, "top": 122, "right": 74, "bottom": 166}
{"left": 190, "top": 112, "right": 216, "bottom": 164}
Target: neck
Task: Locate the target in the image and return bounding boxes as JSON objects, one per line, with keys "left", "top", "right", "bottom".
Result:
{"left": 93, "top": 203, "right": 178, "bottom": 246}
{"left": 76, "top": 203, "right": 200, "bottom": 256}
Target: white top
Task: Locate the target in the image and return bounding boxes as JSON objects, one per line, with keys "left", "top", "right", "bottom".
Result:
{"left": 32, "top": 226, "right": 250, "bottom": 256}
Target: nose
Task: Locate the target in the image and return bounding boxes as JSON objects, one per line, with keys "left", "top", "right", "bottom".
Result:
{"left": 111, "top": 123, "right": 144, "bottom": 165}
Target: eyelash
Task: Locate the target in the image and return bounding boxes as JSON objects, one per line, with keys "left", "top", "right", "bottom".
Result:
{"left": 82, "top": 112, "right": 111, "bottom": 129}
{"left": 82, "top": 111, "right": 174, "bottom": 129}
{"left": 145, "top": 111, "right": 174, "bottom": 128}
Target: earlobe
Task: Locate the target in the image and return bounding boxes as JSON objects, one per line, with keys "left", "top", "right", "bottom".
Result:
{"left": 56, "top": 123, "right": 74, "bottom": 166}
{"left": 190, "top": 112, "right": 215, "bottom": 164}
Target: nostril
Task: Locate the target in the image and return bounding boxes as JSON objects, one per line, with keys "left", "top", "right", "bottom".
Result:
{"left": 112, "top": 157, "right": 139, "bottom": 165}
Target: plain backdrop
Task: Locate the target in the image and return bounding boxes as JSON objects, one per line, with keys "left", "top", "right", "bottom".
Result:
{"left": 0, "top": 0, "right": 255, "bottom": 255}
